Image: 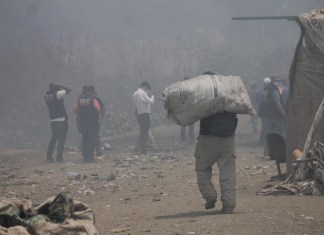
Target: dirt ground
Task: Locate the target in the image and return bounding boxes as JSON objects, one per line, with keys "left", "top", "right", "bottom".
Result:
{"left": 0, "top": 116, "right": 324, "bottom": 235}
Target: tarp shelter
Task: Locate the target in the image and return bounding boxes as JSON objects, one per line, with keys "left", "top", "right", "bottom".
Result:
{"left": 287, "top": 9, "right": 324, "bottom": 173}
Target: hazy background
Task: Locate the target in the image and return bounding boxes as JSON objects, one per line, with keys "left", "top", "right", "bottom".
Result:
{"left": 0, "top": 0, "right": 322, "bottom": 148}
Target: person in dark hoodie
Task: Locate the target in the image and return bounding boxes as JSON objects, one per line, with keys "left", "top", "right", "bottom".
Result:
{"left": 44, "top": 83, "right": 72, "bottom": 162}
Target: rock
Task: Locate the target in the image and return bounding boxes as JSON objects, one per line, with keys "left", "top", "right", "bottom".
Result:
{"left": 99, "top": 173, "right": 116, "bottom": 181}
{"left": 114, "top": 161, "right": 131, "bottom": 167}
{"left": 253, "top": 165, "right": 263, "bottom": 170}
{"left": 34, "top": 170, "right": 44, "bottom": 175}
{"left": 67, "top": 172, "right": 81, "bottom": 180}
{"left": 120, "top": 198, "right": 131, "bottom": 202}
{"left": 161, "top": 155, "right": 175, "bottom": 161}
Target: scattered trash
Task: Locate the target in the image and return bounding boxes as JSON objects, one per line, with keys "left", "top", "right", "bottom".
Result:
{"left": 77, "top": 187, "right": 95, "bottom": 196}
{"left": 258, "top": 141, "right": 324, "bottom": 196}
{"left": 103, "top": 142, "right": 112, "bottom": 150}
{"left": 111, "top": 227, "right": 130, "bottom": 233}
{"left": 256, "top": 181, "right": 315, "bottom": 196}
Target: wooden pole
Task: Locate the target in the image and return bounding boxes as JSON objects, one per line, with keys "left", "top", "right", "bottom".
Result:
{"left": 301, "top": 98, "right": 324, "bottom": 160}
{"left": 231, "top": 16, "right": 297, "bottom": 21}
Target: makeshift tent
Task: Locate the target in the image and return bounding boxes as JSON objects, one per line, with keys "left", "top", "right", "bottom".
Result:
{"left": 287, "top": 9, "right": 324, "bottom": 173}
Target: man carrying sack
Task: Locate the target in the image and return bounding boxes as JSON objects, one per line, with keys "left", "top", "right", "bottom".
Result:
{"left": 194, "top": 71, "right": 237, "bottom": 213}
{"left": 164, "top": 71, "right": 254, "bottom": 213}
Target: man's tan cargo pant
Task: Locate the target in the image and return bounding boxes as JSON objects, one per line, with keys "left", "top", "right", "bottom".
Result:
{"left": 195, "top": 135, "right": 236, "bottom": 209}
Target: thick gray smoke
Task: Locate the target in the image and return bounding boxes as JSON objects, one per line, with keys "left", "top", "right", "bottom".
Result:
{"left": 0, "top": 0, "right": 322, "bottom": 148}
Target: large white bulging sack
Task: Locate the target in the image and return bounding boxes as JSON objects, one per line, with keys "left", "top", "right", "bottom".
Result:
{"left": 163, "top": 74, "right": 255, "bottom": 126}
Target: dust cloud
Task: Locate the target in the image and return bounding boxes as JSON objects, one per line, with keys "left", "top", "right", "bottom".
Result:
{"left": 0, "top": 0, "right": 322, "bottom": 148}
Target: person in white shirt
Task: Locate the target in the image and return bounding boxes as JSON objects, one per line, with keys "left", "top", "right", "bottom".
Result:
{"left": 133, "top": 81, "right": 154, "bottom": 154}
{"left": 44, "top": 83, "right": 72, "bottom": 162}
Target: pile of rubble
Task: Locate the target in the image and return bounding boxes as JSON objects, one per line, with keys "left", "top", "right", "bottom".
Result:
{"left": 257, "top": 141, "right": 324, "bottom": 196}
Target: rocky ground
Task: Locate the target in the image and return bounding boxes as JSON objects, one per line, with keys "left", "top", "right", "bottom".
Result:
{"left": 0, "top": 116, "right": 324, "bottom": 235}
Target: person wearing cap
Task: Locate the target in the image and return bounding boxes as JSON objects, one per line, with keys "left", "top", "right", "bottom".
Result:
{"left": 258, "top": 76, "right": 286, "bottom": 158}
{"left": 257, "top": 77, "right": 271, "bottom": 146}
{"left": 180, "top": 76, "right": 195, "bottom": 143}
{"left": 44, "top": 83, "right": 72, "bottom": 162}
{"left": 74, "top": 84, "right": 101, "bottom": 162}
{"left": 133, "top": 81, "right": 154, "bottom": 155}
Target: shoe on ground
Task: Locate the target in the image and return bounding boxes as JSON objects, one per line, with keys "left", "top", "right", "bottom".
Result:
{"left": 221, "top": 207, "right": 234, "bottom": 214}
{"left": 46, "top": 157, "right": 55, "bottom": 163}
{"left": 205, "top": 199, "right": 216, "bottom": 210}
{"left": 56, "top": 158, "right": 65, "bottom": 162}
{"left": 96, "top": 151, "right": 103, "bottom": 157}
{"left": 84, "top": 159, "right": 98, "bottom": 163}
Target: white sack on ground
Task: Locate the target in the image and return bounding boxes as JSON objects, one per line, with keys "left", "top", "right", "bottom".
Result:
{"left": 163, "top": 74, "right": 255, "bottom": 126}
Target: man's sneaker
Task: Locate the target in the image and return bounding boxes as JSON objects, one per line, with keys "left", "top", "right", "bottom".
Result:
{"left": 205, "top": 199, "right": 216, "bottom": 210}
{"left": 56, "top": 158, "right": 66, "bottom": 163}
{"left": 96, "top": 151, "right": 103, "bottom": 157}
{"left": 84, "top": 159, "right": 98, "bottom": 163}
{"left": 46, "top": 157, "right": 55, "bottom": 163}
{"left": 221, "top": 207, "right": 234, "bottom": 214}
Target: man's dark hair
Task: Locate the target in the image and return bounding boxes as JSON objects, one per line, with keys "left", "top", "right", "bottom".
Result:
{"left": 49, "top": 83, "right": 59, "bottom": 92}
{"left": 140, "top": 81, "right": 151, "bottom": 89}
{"left": 82, "top": 84, "right": 95, "bottom": 93}
{"left": 203, "top": 71, "right": 215, "bottom": 75}
{"left": 251, "top": 82, "right": 257, "bottom": 89}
